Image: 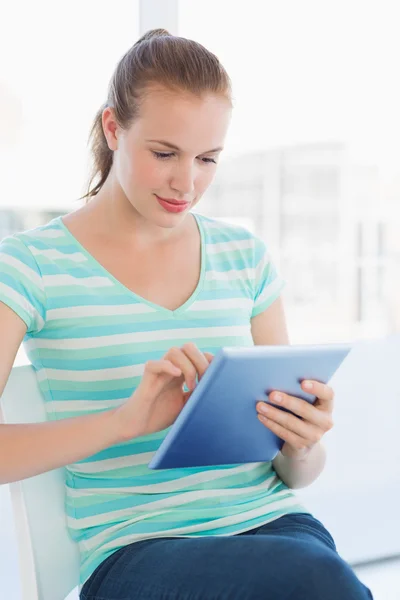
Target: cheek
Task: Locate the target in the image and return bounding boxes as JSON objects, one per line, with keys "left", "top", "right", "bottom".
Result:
{"left": 117, "top": 145, "right": 165, "bottom": 189}
{"left": 132, "top": 155, "right": 167, "bottom": 189}
{"left": 197, "top": 166, "right": 217, "bottom": 192}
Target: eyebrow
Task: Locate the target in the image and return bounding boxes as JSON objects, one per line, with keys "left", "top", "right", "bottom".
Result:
{"left": 146, "top": 139, "right": 223, "bottom": 153}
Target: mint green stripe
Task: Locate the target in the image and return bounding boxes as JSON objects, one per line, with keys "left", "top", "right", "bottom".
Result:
{"left": 0, "top": 262, "right": 38, "bottom": 286}
{"left": 29, "top": 335, "right": 253, "bottom": 361}
{"left": 45, "top": 378, "right": 135, "bottom": 392}
{"left": 147, "top": 492, "right": 295, "bottom": 523}
{"left": 47, "top": 313, "right": 161, "bottom": 328}
{"left": 210, "top": 248, "right": 253, "bottom": 263}
{"left": 47, "top": 308, "right": 251, "bottom": 329}
{"left": 46, "top": 285, "right": 118, "bottom": 298}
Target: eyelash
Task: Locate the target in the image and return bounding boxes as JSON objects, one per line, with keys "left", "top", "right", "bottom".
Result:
{"left": 152, "top": 151, "right": 217, "bottom": 164}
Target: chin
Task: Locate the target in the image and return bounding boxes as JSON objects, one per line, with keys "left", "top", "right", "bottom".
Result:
{"left": 157, "top": 212, "right": 190, "bottom": 227}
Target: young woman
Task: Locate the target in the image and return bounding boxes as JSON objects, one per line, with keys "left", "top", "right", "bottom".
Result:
{"left": 0, "top": 30, "right": 372, "bottom": 599}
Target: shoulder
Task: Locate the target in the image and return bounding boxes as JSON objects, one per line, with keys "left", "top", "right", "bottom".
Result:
{"left": 0, "top": 217, "right": 66, "bottom": 265}
{"left": 8, "top": 217, "right": 64, "bottom": 246}
{"left": 195, "top": 212, "right": 260, "bottom": 244}
{"left": 195, "top": 212, "right": 253, "bottom": 238}
{"left": 195, "top": 212, "right": 267, "bottom": 263}
{"left": 0, "top": 221, "right": 61, "bottom": 333}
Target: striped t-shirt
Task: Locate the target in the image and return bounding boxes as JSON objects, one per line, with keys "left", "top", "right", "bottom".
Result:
{"left": 0, "top": 211, "right": 310, "bottom": 586}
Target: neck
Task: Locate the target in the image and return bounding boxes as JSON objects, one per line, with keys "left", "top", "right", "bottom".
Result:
{"left": 82, "top": 173, "right": 190, "bottom": 248}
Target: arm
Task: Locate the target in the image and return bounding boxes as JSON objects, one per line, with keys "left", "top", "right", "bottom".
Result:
{"left": 251, "top": 297, "right": 327, "bottom": 489}
{"left": 271, "top": 440, "right": 327, "bottom": 489}
{"left": 0, "top": 301, "right": 128, "bottom": 484}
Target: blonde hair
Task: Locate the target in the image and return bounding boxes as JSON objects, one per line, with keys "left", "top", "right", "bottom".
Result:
{"left": 81, "top": 29, "right": 232, "bottom": 201}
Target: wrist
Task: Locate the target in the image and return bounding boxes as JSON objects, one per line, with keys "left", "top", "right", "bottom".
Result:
{"left": 281, "top": 443, "right": 316, "bottom": 462}
{"left": 109, "top": 406, "right": 145, "bottom": 443}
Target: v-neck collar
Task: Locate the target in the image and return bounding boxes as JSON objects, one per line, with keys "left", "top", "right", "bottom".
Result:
{"left": 56, "top": 211, "right": 206, "bottom": 318}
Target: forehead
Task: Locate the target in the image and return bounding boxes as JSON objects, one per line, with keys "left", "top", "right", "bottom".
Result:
{"left": 131, "top": 86, "right": 232, "bottom": 151}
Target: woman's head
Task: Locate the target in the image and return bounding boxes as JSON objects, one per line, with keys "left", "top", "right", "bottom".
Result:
{"left": 83, "top": 29, "right": 232, "bottom": 226}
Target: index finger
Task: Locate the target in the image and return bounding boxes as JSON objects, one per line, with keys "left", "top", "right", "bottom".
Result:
{"left": 181, "top": 343, "right": 212, "bottom": 380}
{"left": 302, "top": 380, "right": 335, "bottom": 411}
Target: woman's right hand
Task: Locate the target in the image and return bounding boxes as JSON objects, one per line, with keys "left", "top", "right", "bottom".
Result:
{"left": 114, "top": 343, "right": 214, "bottom": 440}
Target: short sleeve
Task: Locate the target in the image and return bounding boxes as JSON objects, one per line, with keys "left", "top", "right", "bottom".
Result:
{"left": 0, "top": 235, "right": 46, "bottom": 334}
{"left": 251, "top": 235, "right": 286, "bottom": 318}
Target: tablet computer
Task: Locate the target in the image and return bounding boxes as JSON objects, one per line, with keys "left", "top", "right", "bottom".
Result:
{"left": 148, "top": 343, "right": 352, "bottom": 470}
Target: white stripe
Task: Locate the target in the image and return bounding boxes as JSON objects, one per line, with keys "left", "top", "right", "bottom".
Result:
{"left": 79, "top": 495, "right": 302, "bottom": 553}
{"left": 47, "top": 303, "right": 156, "bottom": 320}
{"left": 25, "top": 325, "right": 249, "bottom": 350}
{"left": 0, "top": 253, "right": 42, "bottom": 287}
{"left": 206, "top": 268, "right": 256, "bottom": 282}
{"left": 197, "top": 217, "right": 244, "bottom": 230}
{"left": 206, "top": 239, "right": 254, "bottom": 254}
{"left": 47, "top": 399, "right": 125, "bottom": 412}
{"left": 28, "top": 229, "right": 65, "bottom": 238}
{"left": 72, "top": 458, "right": 273, "bottom": 483}
{"left": 71, "top": 451, "right": 155, "bottom": 474}
{"left": 255, "top": 251, "right": 273, "bottom": 279}
{"left": 67, "top": 472, "right": 280, "bottom": 529}
{"left": 42, "top": 274, "right": 113, "bottom": 288}
{"left": 0, "top": 282, "right": 44, "bottom": 329}
{"left": 36, "top": 363, "right": 145, "bottom": 382}
{"left": 254, "top": 277, "right": 285, "bottom": 307}
{"left": 66, "top": 462, "right": 264, "bottom": 498}
{"left": 187, "top": 298, "right": 252, "bottom": 312}
{"left": 29, "top": 246, "right": 88, "bottom": 263}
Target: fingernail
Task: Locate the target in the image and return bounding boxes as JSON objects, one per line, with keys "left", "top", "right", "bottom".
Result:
{"left": 303, "top": 381, "right": 313, "bottom": 390}
{"left": 272, "top": 393, "right": 282, "bottom": 402}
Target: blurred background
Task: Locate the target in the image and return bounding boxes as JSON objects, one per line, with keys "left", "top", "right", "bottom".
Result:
{"left": 1, "top": 1, "right": 399, "bottom": 598}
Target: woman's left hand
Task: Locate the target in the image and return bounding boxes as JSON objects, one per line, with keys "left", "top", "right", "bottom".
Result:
{"left": 256, "top": 380, "right": 335, "bottom": 460}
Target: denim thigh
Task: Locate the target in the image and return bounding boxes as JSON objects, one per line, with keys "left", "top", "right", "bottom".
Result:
{"left": 80, "top": 512, "right": 373, "bottom": 600}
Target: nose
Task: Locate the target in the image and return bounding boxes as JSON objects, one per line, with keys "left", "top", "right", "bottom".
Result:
{"left": 169, "top": 161, "right": 195, "bottom": 198}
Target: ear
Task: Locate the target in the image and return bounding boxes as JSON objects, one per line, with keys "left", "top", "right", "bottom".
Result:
{"left": 102, "top": 107, "right": 120, "bottom": 151}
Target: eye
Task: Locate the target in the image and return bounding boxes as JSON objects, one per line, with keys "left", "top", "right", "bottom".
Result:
{"left": 152, "top": 151, "right": 174, "bottom": 160}
{"left": 151, "top": 151, "right": 217, "bottom": 164}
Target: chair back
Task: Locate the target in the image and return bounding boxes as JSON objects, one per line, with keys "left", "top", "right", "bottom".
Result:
{"left": 0, "top": 365, "right": 80, "bottom": 600}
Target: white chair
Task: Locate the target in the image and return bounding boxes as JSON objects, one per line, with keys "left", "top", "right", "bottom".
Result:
{"left": 0, "top": 365, "right": 80, "bottom": 600}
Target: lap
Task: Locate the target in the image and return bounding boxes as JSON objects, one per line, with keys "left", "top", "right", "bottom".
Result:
{"left": 80, "top": 513, "right": 373, "bottom": 600}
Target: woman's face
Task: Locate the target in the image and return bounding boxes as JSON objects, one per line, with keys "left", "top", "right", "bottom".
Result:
{"left": 103, "top": 86, "right": 232, "bottom": 227}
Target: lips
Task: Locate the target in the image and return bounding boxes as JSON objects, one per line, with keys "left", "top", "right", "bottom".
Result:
{"left": 155, "top": 195, "right": 189, "bottom": 205}
{"left": 155, "top": 195, "right": 191, "bottom": 214}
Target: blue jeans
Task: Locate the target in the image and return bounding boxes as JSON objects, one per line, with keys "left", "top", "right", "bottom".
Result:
{"left": 80, "top": 513, "right": 373, "bottom": 599}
